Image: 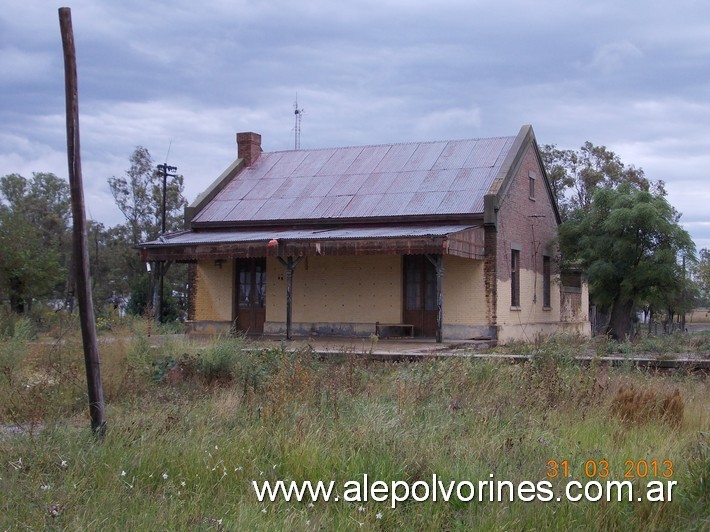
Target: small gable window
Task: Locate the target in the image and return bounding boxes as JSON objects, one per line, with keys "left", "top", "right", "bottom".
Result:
{"left": 529, "top": 172, "right": 536, "bottom": 200}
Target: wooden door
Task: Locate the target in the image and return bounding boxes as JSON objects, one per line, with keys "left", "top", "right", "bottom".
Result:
{"left": 402, "top": 255, "right": 437, "bottom": 337}
{"left": 234, "top": 258, "right": 266, "bottom": 334}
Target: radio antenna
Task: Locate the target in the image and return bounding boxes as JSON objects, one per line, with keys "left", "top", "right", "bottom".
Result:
{"left": 293, "top": 95, "right": 304, "bottom": 150}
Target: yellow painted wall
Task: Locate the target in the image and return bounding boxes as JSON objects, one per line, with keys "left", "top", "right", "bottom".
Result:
{"left": 266, "top": 255, "right": 402, "bottom": 325}
{"left": 496, "top": 266, "right": 566, "bottom": 343}
{"left": 442, "top": 255, "right": 486, "bottom": 325}
{"left": 193, "top": 260, "right": 233, "bottom": 322}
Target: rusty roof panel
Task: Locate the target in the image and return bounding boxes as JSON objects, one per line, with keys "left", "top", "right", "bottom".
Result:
{"left": 291, "top": 148, "right": 338, "bottom": 177}
{"left": 313, "top": 195, "right": 353, "bottom": 218}
{"left": 315, "top": 147, "right": 362, "bottom": 176}
{"left": 432, "top": 140, "right": 478, "bottom": 170}
{"left": 448, "top": 167, "right": 497, "bottom": 192}
{"left": 340, "top": 193, "right": 413, "bottom": 218}
{"left": 417, "top": 168, "right": 459, "bottom": 192}
{"left": 385, "top": 170, "right": 428, "bottom": 194}
{"left": 263, "top": 150, "right": 310, "bottom": 178}
{"left": 344, "top": 145, "right": 391, "bottom": 174}
{"left": 437, "top": 191, "right": 480, "bottom": 215}
{"left": 339, "top": 194, "right": 380, "bottom": 218}
{"left": 302, "top": 175, "right": 338, "bottom": 198}
{"left": 244, "top": 177, "right": 285, "bottom": 200}
{"left": 372, "top": 143, "right": 418, "bottom": 173}
{"left": 463, "top": 137, "right": 514, "bottom": 168}
{"left": 194, "top": 133, "right": 519, "bottom": 224}
{"left": 288, "top": 196, "right": 326, "bottom": 219}
{"left": 193, "top": 200, "right": 235, "bottom": 223}
{"left": 253, "top": 197, "right": 296, "bottom": 220}
{"left": 274, "top": 177, "right": 312, "bottom": 199}
{"left": 370, "top": 193, "right": 415, "bottom": 217}
{"left": 222, "top": 199, "right": 267, "bottom": 221}
{"left": 403, "top": 141, "right": 447, "bottom": 171}
{"left": 217, "top": 178, "right": 258, "bottom": 201}
{"left": 403, "top": 192, "right": 446, "bottom": 215}
{"left": 333, "top": 173, "right": 369, "bottom": 196}
{"left": 361, "top": 172, "right": 399, "bottom": 195}
{"left": 241, "top": 152, "right": 281, "bottom": 180}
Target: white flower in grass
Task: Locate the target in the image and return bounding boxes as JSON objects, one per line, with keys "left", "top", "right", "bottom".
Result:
{"left": 181, "top": 480, "right": 186, "bottom": 487}
{"left": 261, "top": 507, "right": 267, "bottom": 514}
{"left": 235, "top": 466, "right": 243, "bottom": 472}
{"left": 376, "top": 512, "right": 383, "bottom": 520}
{"left": 272, "top": 464, "right": 277, "bottom": 470}
{"left": 217, "top": 519, "right": 223, "bottom": 526}
{"left": 358, "top": 506, "right": 365, "bottom": 513}
{"left": 60, "top": 460, "right": 68, "bottom": 468}
{"left": 308, "top": 502, "right": 314, "bottom": 508}
{"left": 40, "top": 484, "right": 51, "bottom": 491}
{"left": 121, "top": 470, "right": 126, "bottom": 477}
{"left": 162, "top": 472, "right": 169, "bottom": 480}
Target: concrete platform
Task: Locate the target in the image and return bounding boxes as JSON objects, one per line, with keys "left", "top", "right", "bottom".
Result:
{"left": 253, "top": 335, "right": 709, "bottom": 370}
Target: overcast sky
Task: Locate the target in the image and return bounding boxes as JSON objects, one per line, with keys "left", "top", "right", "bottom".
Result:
{"left": 1, "top": 0, "right": 709, "bottom": 250}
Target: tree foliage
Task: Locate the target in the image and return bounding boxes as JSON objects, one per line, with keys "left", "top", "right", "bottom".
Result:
{"left": 559, "top": 183, "right": 694, "bottom": 339}
{"left": 108, "top": 147, "right": 188, "bottom": 320}
{"left": 0, "top": 173, "right": 71, "bottom": 312}
{"left": 108, "top": 146, "right": 187, "bottom": 245}
{"left": 692, "top": 248, "right": 710, "bottom": 307}
{"left": 541, "top": 142, "right": 664, "bottom": 221}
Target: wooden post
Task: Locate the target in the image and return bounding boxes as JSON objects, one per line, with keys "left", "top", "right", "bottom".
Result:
{"left": 277, "top": 256, "right": 303, "bottom": 340}
{"left": 426, "top": 254, "right": 444, "bottom": 343}
{"left": 59, "top": 7, "right": 106, "bottom": 436}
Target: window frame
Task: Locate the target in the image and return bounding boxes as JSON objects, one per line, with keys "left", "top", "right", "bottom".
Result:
{"left": 543, "top": 255, "right": 551, "bottom": 309}
{"left": 511, "top": 248, "right": 521, "bottom": 308}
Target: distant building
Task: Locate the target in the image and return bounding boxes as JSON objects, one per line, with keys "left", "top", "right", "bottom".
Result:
{"left": 137, "top": 125, "right": 590, "bottom": 344}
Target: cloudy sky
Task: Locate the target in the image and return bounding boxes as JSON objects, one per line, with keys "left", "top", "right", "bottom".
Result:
{"left": 1, "top": 0, "right": 709, "bottom": 249}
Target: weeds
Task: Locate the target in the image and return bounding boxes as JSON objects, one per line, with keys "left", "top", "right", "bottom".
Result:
{"left": 610, "top": 383, "right": 685, "bottom": 427}
{"left": 0, "top": 329, "right": 707, "bottom": 530}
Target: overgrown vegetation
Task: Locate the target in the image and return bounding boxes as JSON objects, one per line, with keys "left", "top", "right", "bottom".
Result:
{"left": 1, "top": 324, "right": 708, "bottom": 530}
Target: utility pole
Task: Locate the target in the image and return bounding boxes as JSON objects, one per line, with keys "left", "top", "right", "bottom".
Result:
{"left": 59, "top": 7, "right": 106, "bottom": 436}
{"left": 155, "top": 163, "right": 177, "bottom": 323}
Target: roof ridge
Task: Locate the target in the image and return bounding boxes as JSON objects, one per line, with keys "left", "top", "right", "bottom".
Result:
{"left": 265, "top": 134, "right": 517, "bottom": 155}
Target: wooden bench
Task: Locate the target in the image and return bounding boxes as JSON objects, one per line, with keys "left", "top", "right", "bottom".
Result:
{"left": 375, "top": 322, "right": 415, "bottom": 338}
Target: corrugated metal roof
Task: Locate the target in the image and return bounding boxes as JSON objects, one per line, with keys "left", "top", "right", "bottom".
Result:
{"left": 141, "top": 224, "right": 479, "bottom": 247}
{"left": 191, "top": 135, "right": 516, "bottom": 225}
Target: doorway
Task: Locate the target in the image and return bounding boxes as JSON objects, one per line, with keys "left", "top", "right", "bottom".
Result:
{"left": 402, "top": 255, "right": 437, "bottom": 337}
{"left": 234, "top": 258, "right": 266, "bottom": 334}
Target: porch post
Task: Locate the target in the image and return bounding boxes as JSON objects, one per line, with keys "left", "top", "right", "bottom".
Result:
{"left": 426, "top": 254, "right": 445, "bottom": 343}
{"left": 277, "top": 256, "right": 303, "bottom": 340}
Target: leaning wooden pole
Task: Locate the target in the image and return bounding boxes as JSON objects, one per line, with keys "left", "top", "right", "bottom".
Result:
{"left": 59, "top": 7, "right": 106, "bottom": 435}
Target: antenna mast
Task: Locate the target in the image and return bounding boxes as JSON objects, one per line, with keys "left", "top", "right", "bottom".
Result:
{"left": 294, "top": 96, "right": 304, "bottom": 150}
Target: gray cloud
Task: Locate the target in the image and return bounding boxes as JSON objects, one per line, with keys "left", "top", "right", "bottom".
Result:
{"left": 1, "top": 0, "right": 708, "bottom": 251}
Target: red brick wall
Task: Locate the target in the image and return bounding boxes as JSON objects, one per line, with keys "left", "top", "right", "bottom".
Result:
{"left": 496, "top": 143, "right": 559, "bottom": 283}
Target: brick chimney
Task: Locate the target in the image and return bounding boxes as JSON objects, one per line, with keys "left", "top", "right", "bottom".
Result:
{"left": 237, "top": 132, "right": 262, "bottom": 167}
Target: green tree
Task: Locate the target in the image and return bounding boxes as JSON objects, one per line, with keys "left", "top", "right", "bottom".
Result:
{"left": 541, "top": 142, "right": 663, "bottom": 220}
{"left": 108, "top": 146, "right": 187, "bottom": 245}
{"left": 0, "top": 173, "right": 71, "bottom": 312}
{"left": 108, "top": 147, "right": 188, "bottom": 320}
{"left": 559, "top": 183, "right": 694, "bottom": 339}
{"left": 692, "top": 248, "right": 710, "bottom": 307}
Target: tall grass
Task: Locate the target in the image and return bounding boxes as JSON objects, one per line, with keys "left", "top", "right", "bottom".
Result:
{"left": 0, "top": 329, "right": 708, "bottom": 530}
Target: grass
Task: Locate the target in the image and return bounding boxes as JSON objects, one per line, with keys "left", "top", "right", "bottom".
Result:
{"left": 0, "top": 322, "right": 708, "bottom": 530}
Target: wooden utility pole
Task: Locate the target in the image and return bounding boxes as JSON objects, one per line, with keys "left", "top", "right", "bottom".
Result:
{"left": 59, "top": 7, "right": 106, "bottom": 436}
